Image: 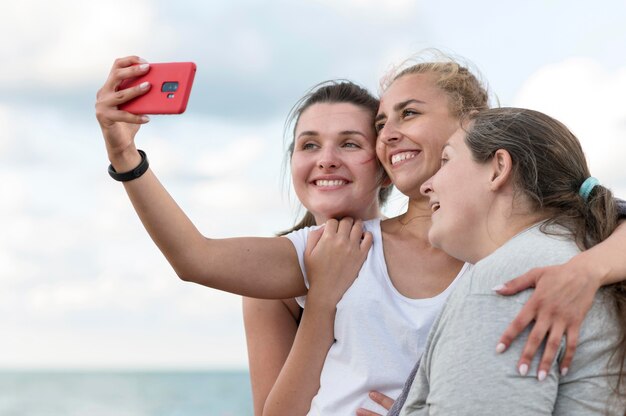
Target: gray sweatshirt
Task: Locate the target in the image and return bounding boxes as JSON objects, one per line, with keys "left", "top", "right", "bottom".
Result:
{"left": 398, "top": 224, "right": 625, "bottom": 415}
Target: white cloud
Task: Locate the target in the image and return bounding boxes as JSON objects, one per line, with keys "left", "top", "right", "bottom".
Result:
{"left": 514, "top": 58, "right": 626, "bottom": 196}
{"left": 0, "top": 97, "right": 294, "bottom": 368}
{"left": 194, "top": 136, "right": 266, "bottom": 177}
{"left": 0, "top": 0, "right": 176, "bottom": 87}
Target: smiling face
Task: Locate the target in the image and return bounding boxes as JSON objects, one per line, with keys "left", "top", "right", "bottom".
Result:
{"left": 375, "top": 73, "right": 461, "bottom": 199}
{"left": 420, "top": 127, "right": 494, "bottom": 262}
{"left": 290, "top": 102, "right": 383, "bottom": 222}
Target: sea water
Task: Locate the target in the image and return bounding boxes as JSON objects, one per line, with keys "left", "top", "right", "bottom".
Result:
{"left": 0, "top": 370, "right": 252, "bottom": 416}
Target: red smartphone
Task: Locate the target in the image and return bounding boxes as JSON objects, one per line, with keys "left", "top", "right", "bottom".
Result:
{"left": 118, "top": 62, "right": 197, "bottom": 115}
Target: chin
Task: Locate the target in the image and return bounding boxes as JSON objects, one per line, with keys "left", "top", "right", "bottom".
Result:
{"left": 428, "top": 228, "right": 443, "bottom": 249}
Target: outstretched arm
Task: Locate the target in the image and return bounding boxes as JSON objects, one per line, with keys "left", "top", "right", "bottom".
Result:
{"left": 95, "top": 57, "right": 304, "bottom": 298}
{"left": 243, "top": 297, "right": 300, "bottom": 415}
{"left": 263, "top": 219, "right": 372, "bottom": 415}
{"left": 495, "top": 220, "right": 626, "bottom": 378}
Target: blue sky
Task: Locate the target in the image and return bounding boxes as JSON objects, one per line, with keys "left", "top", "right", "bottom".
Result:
{"left": 2, "top": 0, "right": 626, "bottom": 369}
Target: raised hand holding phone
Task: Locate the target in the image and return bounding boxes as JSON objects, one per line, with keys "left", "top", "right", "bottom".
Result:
{"left": 118, "top": 61, "right": 196, "bottom": 115}
{"left": 95, "top": 57, "right": 196, "bottom": 172}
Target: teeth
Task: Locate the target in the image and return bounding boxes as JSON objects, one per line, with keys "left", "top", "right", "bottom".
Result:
{"left": 315, "top": 180, "right": 347, "bottom": 187}
{"left": 391, "top": 152, "right": 418, "bottom": 165}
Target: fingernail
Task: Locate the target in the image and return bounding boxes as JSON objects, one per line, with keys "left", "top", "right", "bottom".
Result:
{"left": 492, "top": 284, "right": 505, "bottom": 291}
{"left": 495, "top": 343, "right": 506, "bottom": 354}
{"left": 141, "top": 115, "right": 150, "bottom": 122}
{"left": 139, "top": 81, "right": 150, "bottom": 90}
{"left": 138, "top": 58, "right": 148, "bottom": 63}
{"left": 560, "top": 367, "right": 569, "bottom": 377}
{"left": 518, "top": 363, "right": 529, "bottom": 376}
{"left": 139, "top": 63, "right": 149, "bottom": 71}
{"left": 538, "top": 370, "right": 547, "bottom": 381}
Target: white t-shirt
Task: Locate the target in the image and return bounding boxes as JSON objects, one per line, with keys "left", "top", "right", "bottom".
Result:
{"left": 285, "top": 218, "right": 469, "bottom": 415}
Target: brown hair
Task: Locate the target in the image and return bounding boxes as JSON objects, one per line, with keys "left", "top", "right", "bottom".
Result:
{"left": 279, "top": 80, "right": 392, "bottom": 235}
{"left": 465, "top": 107, "right": 625, "bottom": 398}
{"left": 380, "top": 52, "right": 490, "bottom": 118}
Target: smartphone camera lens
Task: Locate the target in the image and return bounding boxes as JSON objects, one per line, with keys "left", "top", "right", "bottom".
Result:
{"left": 161, "top": 82, "right": 179, "bottom": 93}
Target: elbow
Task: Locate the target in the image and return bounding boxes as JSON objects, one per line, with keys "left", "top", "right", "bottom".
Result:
{"left": 172, "top": 263, "right": 203, "bottom": 284}
{"left": 175, "top": 269, "right": 194, "bottom": 282}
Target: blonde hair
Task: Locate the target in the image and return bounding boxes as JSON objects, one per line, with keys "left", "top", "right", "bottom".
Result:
{"left": 380, "top": 50, "right": 491, "bottom": 118}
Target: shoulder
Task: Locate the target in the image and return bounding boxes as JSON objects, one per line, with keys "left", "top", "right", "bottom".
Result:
{"left": 468, "top": 224, "right": 581, "bottom": 296}
{"left": 281, "top": 223, "right": 321, "bottom": 249}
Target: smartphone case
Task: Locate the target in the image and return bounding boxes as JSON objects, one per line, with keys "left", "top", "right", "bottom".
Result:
{"left": 119, "top": 62, "right": 197, "bottom": 115}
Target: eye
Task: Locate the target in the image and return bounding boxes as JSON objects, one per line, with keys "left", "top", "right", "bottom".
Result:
{"left": 375, "top": 121, "right": 385, "bottom": 133}
{"left": 302, "top": 142, "right": 319, "bottom": 150}
{"left": 440, "top": 156, "right": 449, "bottom": 166}
{"left": 402, "top": 109, "right": 419, "bottom": 118}
{"left": 342, "top": 142, "right": 361, "bottom": 149}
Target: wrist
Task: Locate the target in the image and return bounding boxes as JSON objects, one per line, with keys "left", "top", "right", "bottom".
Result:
{"left": 108, "top": 149, "right": 149, "bottom": 182}
{"left": 108, "top": 145, "right": 142, "bottom": 173}
{"left": 571, "top": 250, "right": 608, "bottom": 288}
{"left": 305, "top": 286, "right": 341, "bottom": 313}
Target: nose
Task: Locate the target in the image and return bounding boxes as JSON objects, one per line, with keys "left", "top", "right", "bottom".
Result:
{"left": 420, "top": 175, "right": 434, "bottom": 196}
{"left": 378, "top": 120, "right": 401, "bottom": 145}
{"left": 318, "top": 147, "right": 341, "bottom": 169}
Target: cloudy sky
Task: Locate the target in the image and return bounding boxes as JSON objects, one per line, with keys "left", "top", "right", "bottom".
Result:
{"left": 2, "top": 0, "right": 626, "bottom": 370}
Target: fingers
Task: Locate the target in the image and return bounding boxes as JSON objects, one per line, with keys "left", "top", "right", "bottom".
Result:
{"left": 305, "top": 226, "right": 326, "bottom": 255}
{"left": 102, "top": 56, "right": 150, "bottom": 93}
{"left": 360, "top": 231, "right": 373, "bottom": 253}
{"left": 355, "top": 391, "right": 394, "bottom": 415}
{"left": 559, "top": 327, "right": 579, "bottom": 376}
{"left": 324, "top": 218, "right": 340, "bottom": 235}
{"left": 535, "top": 321, "right": 565, "bottom": 380}
{"left": 496, "top": 300, "right": 537, "bottom": 354}
{"left": 96, "top": 57, "right": 152, "bottom": 126}
{"left": 337, "top": 216, "right": 355, "bottom": 237}
{"left": 311, "top": 217, "right": 370, "bottom": 255}
{"left": 515, "top": 318, "right": 549, "bottom": 377}
{"left": 368, "top": 390, "right": 395, "bottom": 410}
{"left": 495, "top": 268, "right": 541, "bottom": 295}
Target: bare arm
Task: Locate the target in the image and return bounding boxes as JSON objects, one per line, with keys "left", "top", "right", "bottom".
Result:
{"left": 263, "top": 219, "right": 373, "bottom": 415}
{"left": 243, "top": 297, "right": 300, "bottom": 415}
{"left": 496, "top": 220, "right": 626, "bottom": 377}
{"left": 95, "top": 57, "right": 305, "bottom": 298}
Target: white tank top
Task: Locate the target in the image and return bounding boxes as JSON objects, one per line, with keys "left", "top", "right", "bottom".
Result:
{"left": 286, "top": 218, "right": 469, "bottom": 415}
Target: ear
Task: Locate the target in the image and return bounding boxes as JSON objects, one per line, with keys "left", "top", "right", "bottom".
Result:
{"left": 489, "top": 149, "right": 513, "bottom": 191}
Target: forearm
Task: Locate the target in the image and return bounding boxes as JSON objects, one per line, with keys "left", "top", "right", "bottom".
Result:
{"left": 243, "top": 297, "right": 299, "bottom": 416}
{"left": 263, "top": 295, "right": 335, "bottom": 416}
{"left": 108, "top": 147, "right": 305, "bottom": 297}
{"left": 573, "top": 220, "right": 626, "bottom": 286}
{"left": 112, "top": 148, "right": 206, "bottom": 279}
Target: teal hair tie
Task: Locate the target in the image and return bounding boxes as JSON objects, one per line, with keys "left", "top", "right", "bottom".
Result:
{"left": 579, "top": 177, "right": 600, "bottom": 201}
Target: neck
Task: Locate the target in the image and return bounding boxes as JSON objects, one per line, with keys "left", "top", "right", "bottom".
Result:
{"left": 467, "top": 202, "right": 545, "bottom": 264}
{"left": 313, "top": 206, "right": 382, "bottom": 225}
{"left": 384, "top": 196, "right": 433, "bottom": 242}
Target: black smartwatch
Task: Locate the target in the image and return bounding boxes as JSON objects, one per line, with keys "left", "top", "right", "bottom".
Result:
{"left": 108, "top": 149, "right": 149, "bottom": 182}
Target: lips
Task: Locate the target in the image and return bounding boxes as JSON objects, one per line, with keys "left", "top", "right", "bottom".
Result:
{"left": 390, "top": 150, "right": 420, "bottom": 166}
{"left": 430, "top": 202, "right": 440, "bottom": 213}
